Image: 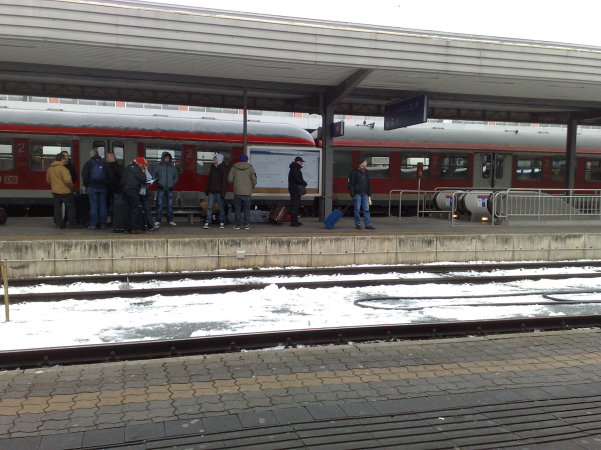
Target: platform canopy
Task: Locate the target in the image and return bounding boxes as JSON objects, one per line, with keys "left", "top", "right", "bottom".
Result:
{"left": 1, "top": 0, "right": 601, "bottom": 124}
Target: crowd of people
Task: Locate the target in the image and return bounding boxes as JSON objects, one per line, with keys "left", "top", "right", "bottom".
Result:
{"left": 46, "top": 151, "right": 374, "bottom": 232}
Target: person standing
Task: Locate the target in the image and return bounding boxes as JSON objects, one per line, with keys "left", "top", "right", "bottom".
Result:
{"left": 105, "top": 152, "right": 124, "bottom": 226}
{"left": 348, "top": 157, "right": 375, "bottom": 230}
{"left": 139, "top": 165, "right": 158, "bottom": 231}
{"left": 204, "top": 153, "right": 228, "bottom": 229}
{"left": 152, "top": 151, "right": 180, "bottom": 227}
{"left": 227, "top": 154, "right": 257, "bottom": 230}
{"left": 288, "top": 156, "right": 307, "bottom": 227}
{"left": 46, "top": 153, "right": 77, "bottom": 228}
{"left": 81, "top": 148, "right": 108, "bottom": 230}
{"left": 121, "top": 157, "right": 148, "bottom": 234}
{"left": 60, "top": 150, "right": 77, "bottom": 226}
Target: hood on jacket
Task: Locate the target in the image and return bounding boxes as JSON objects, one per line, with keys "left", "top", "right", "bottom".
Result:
{"left": 160, "top": 151, "right": 173, "bottom": 163}
{"left": 289, "top": 162, "right": 302, "bottom": 169}
{"left": 214, "top": 153, "right": 224, "bottom": 166}
{"left": 233, "top": 161, "right": 252, "bottom": 170}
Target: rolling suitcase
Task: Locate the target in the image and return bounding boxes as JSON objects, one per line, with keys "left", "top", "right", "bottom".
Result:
{"left": 112, "top": 193, "right": 128, "bottom": 232}
{"left": 324, "top": 209, "right": 344, "bottom": 229}
{"left": 270, "top": 205, "right": 289, "bottom": 225}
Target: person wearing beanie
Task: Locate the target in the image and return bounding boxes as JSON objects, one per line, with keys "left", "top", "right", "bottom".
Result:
{"left": 227, "top": 153, "right": 257, "bottom": 229}
{"left": 120, "top": 156, "right": 149, "bottom": 234}
{"left": 348, "top": 156, "right": 375, "bottom": 230}
{"left": 204, "top": 153, "right": 228, "bottom": 229}
{"left": 152, "top": 151, "right": 180, "bottom": 227}
{"left": 288, "top": 156, "right": 308, "bottom": 227}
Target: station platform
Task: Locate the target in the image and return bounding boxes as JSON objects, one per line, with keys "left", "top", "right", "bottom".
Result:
{"left": 2, "top": 329, "right": 601, "bottom": 448}
{"left": 2, "top": 215, "right": 601, "bottom": 278}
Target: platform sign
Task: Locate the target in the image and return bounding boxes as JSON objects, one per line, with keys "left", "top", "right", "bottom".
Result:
{"left": 384, "top": 94, "right": 428, "bottom": 131}
{"left": 316, "top": 121, "right": 345, "bottom": 139}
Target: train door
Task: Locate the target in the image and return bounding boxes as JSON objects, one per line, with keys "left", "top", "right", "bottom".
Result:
{"left": 473, "top": 153, "right": 512, "bottom": 189}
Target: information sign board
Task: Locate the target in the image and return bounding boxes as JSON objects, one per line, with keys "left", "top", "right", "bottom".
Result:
{"left": 384, "top": 94, "right": 428, "bottom": 130}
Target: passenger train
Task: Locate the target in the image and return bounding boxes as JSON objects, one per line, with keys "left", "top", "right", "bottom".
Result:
{"left": 2, "top": 108, "right": 601, "bottom": 215}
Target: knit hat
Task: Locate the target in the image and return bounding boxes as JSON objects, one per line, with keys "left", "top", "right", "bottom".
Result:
{"left": 239, "top": 154, "right": 248, "bottom": 162}
{"left": 357, "top": 157, "right": 367, "bottom": 165}
{"left": 134, "top": 157, "right": 148, "bottom": 166}
{"left": 214, "top": 153, "right": 224, "bottom": 165}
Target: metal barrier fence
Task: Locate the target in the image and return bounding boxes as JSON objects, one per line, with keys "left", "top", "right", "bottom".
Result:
{"left": 388, "top": 188, "right": 601, "bottom": 225}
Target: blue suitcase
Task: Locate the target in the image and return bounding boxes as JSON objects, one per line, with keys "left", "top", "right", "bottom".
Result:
{"left": 324, "top": 209, "right": 343, "bottom": 229}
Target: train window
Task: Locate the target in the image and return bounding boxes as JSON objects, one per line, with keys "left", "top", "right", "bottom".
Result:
{"left": 364, "top": 154, "right": 389, "bottom": 178}
{"left": 481, "top": 154, "right": 492, "bottom": 179}
{"left": 401, "top": 154, "right": 430, "bottom": 179}
{"left": 111, "top": 142, "right": 125, "bottom": 162}
{"left": 196, "top": 150, "right": 232, "bottom": 175}
{"left": 440, "top": 154, "right": 469, "bottom": 179}
{"left": 29, "top": 140, "right": 72, "bottom": 171}
{"left": 333, "top": 151, "right": 353, "bottom": 177}
{"left": 585, "top": 160, "right": 601, "bottom": 181}
{"left": 495, "top": 154, "right": 505, "bottom": 179}
{"left": 145, "top": 145, "right": 182, "bottom": 173}
{"left": 93, "top": 141, "right": 106, "bottom": 158}
{"left": 0, "top": 141, "right": 13, "bottom": 170}
{"left": 515, "top": 158, "right": 543, "bottom": 180}
{"left": 551, "top": 158, "right": 566, "bottom": 182}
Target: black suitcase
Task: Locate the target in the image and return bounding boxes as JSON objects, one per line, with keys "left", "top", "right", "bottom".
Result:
{"left": 269, "top": 205, "right": 289, "bottom": 225}
{"left": 112, "top": 193, "right": 128, "bottom": 232}
{"left": 74, "top": 192, "right": 89, "bottom": 227}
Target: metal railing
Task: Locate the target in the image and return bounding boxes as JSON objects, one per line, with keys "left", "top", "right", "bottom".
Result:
{"left": 389, "top": 187, "right": 601, "bottom": 225}
{"left": 492, "top": 188, "right": 601, "bottom": 222}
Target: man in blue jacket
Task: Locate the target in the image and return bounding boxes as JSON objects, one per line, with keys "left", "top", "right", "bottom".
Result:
{"left": 152, "top": 151, "right": 180, "bottom": 227}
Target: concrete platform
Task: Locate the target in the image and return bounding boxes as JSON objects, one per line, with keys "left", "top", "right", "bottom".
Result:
{"left": 2, "top": 216, "right": 601, "bottom": 278}
{"left": 2, "top": 329, "right": 601, "bottom": 448}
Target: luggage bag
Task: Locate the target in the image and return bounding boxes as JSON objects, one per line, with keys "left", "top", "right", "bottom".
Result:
{"left": 270, "top": 205, "right": 290, "bottom": 225}
{"left": 324, "top": 209, "right": 344, "bottom": 229}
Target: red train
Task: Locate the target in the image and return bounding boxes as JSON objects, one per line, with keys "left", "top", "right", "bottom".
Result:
{"left": 326, "top": 123, "right": 601, "bottom": 205}
{"left": 0, "top": 108, "right": 317, "bottom": 213}
{"left": 2, "top": 108, "right": 601, "bottom": 215}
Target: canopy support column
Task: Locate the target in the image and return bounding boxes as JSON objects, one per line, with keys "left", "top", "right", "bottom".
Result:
{"left": 566, "top": 116, "right": 577, "bottom": 190}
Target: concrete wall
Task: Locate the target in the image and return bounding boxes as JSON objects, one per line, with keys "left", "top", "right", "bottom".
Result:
{"left": 1, "top": 232, "right": 600, "bottom": 278}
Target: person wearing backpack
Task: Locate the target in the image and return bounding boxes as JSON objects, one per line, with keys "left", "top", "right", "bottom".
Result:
{"left": 81, "top": 148, "right": 109, "bottom": 230}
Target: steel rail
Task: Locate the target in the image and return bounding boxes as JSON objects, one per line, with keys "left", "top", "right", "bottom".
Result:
{"left": 9, "top": 271, "right": 601, "bottom": 303}
{"left": 2, "top": 315, "right": 600, "bottom": 370}
{"left": 9, "top": 261, "right": 601, "bottom": 287}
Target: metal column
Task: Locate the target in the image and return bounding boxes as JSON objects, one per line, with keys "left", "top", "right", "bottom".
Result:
{"left": 320, "top": 102, "right": 335, "bottom": 219}
{"left": 566, "top": 117, "right": 577, "bottom": 190}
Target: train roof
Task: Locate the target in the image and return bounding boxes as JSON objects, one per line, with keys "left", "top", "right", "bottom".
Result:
{"left": 330, "top": 124, "right": 601, "bottom": 153}
{"left": 0, "top": 108, "right": 315, "bottom": 146}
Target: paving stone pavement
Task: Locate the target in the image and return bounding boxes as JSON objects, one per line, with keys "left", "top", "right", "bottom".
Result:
{"left": 2, "top": 329, "right": 601, "bottom": 448}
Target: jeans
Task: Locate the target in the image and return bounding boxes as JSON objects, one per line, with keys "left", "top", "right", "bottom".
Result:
{"left": 233, "top": 195, "right": 251, "bottom": 227}
{"left": 53, "top": 193, "right": 76, "bottom": 227}
{"left": 87, "top": 186, "right": 108, "bottom": 227}
{"left": 353, "top": 194, "right": 371, "bottom": 227}
{"left": 206, "top": 193, "right": 225, "bottom": 224}
{"left": 155, "top": 189, "right": 174, "bottom": 223}
{"left": 139, "top": 194, "right": 153, "bottom": 229}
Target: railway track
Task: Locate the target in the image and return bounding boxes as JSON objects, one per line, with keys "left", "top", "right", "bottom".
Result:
{"left": 7, "top": 267, "right": 601, "bottom": 303}
{"left": 9, "top": 260, "right": 601, "bottom": 287}
{"left": 2, "top": 315, "right": 601, "bottom": 370}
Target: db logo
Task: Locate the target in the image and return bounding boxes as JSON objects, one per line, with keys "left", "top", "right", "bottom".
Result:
{"left": 1, "top": 175, "right": 18, "bottom": 184}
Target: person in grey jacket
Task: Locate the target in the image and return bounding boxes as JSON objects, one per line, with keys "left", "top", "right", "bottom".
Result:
{"left": 152, "top": 151, "right": 179, "bottom": 227}
{"left": 227, "top": 154, "right": 257, "bottom": 229}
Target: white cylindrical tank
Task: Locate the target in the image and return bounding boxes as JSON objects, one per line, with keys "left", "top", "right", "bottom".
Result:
{"left": 458, "top": 191, "right": 493, "bottom": 215}
{"left": 432, "top": 190, "right": 463, "bottom": 211}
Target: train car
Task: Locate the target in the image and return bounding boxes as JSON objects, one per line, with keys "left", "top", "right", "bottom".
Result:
{"left": 324, "top": 123, "right": 601, "bottom": 208}
{"left": 0, "top": 109, "right": 318, "bottom": 213}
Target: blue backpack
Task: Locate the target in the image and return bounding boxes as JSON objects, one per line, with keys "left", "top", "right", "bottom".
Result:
{"left": 90, "top": 158, "right": 105, "bottom": 182}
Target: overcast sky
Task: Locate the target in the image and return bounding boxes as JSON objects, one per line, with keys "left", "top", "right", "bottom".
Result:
{"left": 148, "top": 0, "right": 601, "bottom": 47}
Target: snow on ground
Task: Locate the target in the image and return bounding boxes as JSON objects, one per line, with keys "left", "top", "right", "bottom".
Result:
{"left": 1, "top": 265, "right": 601, "bottom": 351}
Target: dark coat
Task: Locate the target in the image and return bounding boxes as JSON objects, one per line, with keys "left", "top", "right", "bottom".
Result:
{"left": 121, "top": 162, "right": 147, "bottom": 191}
{"left": 64, "top": 160, "right": 77, "bottom": 184}
{"left": 152, "top": 151, "right": 179, "bottom": 190}
{"left": 205, "top": 163, "right": 228, "bottom": 197}
{"left": 105, "top": 161, "right": 124, "bottom": 194}
{"left": 81, "top": 156, "right": 108, "bottom": 188}
{"left": 288, "top": 162, "right": 307, "bottom": 197}
{"left": 348, "top": 166, "right": 371, "bottom": 197}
